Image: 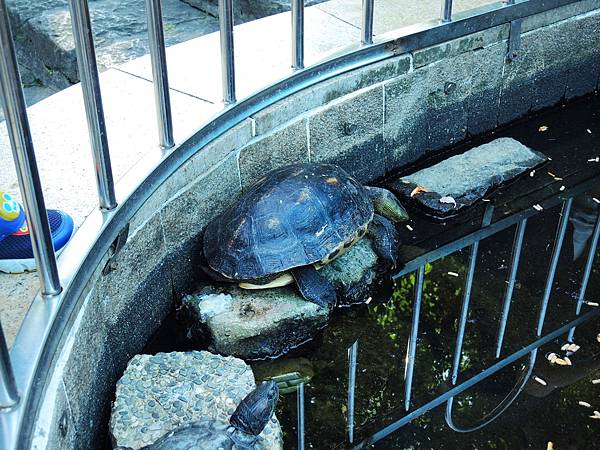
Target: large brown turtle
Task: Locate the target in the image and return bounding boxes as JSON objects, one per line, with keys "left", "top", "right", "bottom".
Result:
{"left": 202, "top": 163, "right": 408, "bottom": 307}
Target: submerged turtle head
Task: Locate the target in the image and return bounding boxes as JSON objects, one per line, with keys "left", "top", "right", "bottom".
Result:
{"left": 230, "top": 380, "right": 279, "bottom": 436}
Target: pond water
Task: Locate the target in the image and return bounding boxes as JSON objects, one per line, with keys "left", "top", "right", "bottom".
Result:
{"left": 143, "top": 93, "right": 600, "bottom": 449}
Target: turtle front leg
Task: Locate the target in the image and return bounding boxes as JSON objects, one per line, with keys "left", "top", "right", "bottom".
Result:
{"left": 291, "top": 266, "right": 337, "bottom": 308}
{"left": 367, "top": 214, "right": 400, "bottom": 269}
{"left": 365, "top": 186, "right": 409, "bottom": 223}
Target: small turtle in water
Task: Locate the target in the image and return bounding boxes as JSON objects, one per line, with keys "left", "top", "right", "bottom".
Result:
{"left": 203, "top": 163, "right": 408, "bottom": 306}
{"left": 142, "top": 381, "right": 279, "bottom": 450}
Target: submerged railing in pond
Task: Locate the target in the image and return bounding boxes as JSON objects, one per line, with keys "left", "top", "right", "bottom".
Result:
{"left": 300, "top": 190, "right": 598, "bottom": 448}
{"left": 0, "top": 0, "right": 595, "bottom": 448}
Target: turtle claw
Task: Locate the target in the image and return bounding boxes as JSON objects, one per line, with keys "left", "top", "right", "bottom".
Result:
{"left": 291, "top": 266, "right": 337, "bottom": 308}
{"left": 367, "top": 214, "right": 400, "bottom": 269}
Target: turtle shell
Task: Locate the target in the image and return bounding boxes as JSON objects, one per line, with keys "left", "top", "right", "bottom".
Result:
{"left": 142, "top": 421, "right": 265, "bottom": 450}
{"left": 203, "top": 163, "right": 373, "bottom": 281}
{"left": 142, "top": 421, "right": 232, "bottom": 450}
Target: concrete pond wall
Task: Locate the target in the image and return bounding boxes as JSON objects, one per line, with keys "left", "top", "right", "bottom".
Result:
{"left": 30, "top": 2, "right": 600, "bottom": 449}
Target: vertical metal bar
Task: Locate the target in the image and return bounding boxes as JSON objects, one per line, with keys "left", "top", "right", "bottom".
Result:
{"left": 404, "top": 265, "right": 425, "bottom": 411}
{"left": 297, "top": 382, "right": 305, "bottom": 450}
{"left": 291, "top": 0, "right": 304, "bottom": 70}
{"left": 449, "top": 206, "right": 493, "bottom": 384}
{"left": 218, "top": 0, "right": 236, "bottom": 104}
{"left": 567, "top": 209, "right": 600, "bottom": 341}
{"left": 361, "top": 0, "right": 374, "bottom": 45}
{"left": 495, "top": 218, "right": 528, "bottom": 358}
{"left": 0, "top": 321, "right": 19, "bottom": 409}
{"left": 68, "top": 0, "right": 117, "bottom": 210}
{"left": 450, "top": 240, "right": 479, "bottom": 384}
{"left": 441, "top": 0, "right": 453, "bottom": 22}
{"left": 347, "top": 341, "right": 358, "bottom": 443}
{"left": 537, "top": 198, "right": 573, "bottom": 336}
{"left": 0, "top": 0, "right": 61, "bottom": 296}
{"left": 145, "top": 0, "right": 174, "bottom": 149}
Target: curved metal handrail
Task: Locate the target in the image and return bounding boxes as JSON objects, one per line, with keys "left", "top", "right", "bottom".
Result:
{"left": 444, "top": 350, "right": 537, "bottom": 432}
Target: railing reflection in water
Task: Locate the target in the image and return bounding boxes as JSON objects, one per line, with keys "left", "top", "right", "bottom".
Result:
{"left": 290, "top": 188, "right": 599, "bottom": 449}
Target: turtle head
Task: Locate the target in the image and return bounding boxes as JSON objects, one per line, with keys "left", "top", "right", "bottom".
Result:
{"left": 230, "top": 380, "right": 279, "bottom": 436}
{"left": 365, "top": 186, "right": 409, "bottom": 223}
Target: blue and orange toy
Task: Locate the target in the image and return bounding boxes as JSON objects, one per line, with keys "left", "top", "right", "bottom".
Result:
{"left": 0, "top": 191, "right": 74, "bottom": 273}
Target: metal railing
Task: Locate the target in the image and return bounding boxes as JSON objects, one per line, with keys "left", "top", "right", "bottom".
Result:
{"left": 0, "top": 0, "right": 593, "bottom": 448}
{"left": 287, "top": 188, "right": 600, "bottom": 447}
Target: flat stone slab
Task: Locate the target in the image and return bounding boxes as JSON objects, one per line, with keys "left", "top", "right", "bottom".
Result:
{"left": 388, "top": 137, "right": 547, "bottom": 219}
{"left": 109, "top": 351, "right": 282, "bottom": 449}
{"left": 183, "top": 285, "right": 330, "bottom": 360}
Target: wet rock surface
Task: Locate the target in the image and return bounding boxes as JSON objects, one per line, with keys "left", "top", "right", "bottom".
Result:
{"left": 321, "top": 237, "right": 385, "bottom": 305}
{"left": 182, "top": 285, "right": 330, "bottom": 360}
{"left": 109, "top": 351, "right": 282, "bottom": 449}
{"left": 388, "top": 137, "right": 548, "bottom": 219}
{"left": 183, "top": 237, "right": 390, "bottom": 359}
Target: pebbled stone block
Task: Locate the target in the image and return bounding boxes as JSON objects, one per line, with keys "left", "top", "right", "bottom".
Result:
{"left": 309, "top": 84, "right": 386, "bottom": 182}
{"left": 110, "top": 351, "right": 283, "bottom": 449}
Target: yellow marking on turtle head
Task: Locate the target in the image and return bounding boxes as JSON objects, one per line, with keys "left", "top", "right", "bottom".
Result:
{"left": 325, "top": 177, "right": 339, "bottom": 185}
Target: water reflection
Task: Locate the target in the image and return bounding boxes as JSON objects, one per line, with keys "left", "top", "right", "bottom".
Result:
{"left": 274, "top": 186, "right": 600, "bottom": 449}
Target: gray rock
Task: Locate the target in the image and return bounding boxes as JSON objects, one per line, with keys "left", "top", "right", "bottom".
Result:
{"left": 320, "top": 237, "right": 382, "bottom": 305}
{"left": 183, "top": 285, "right": 330, "bottom": 360}
{"left": 388, "top": 137, "right": 547, "bottom": 218}
{"left": 7, "top": 0, "right": 219, "bottom": 92}
{"left": 183, "top": 237, "right": 388, "bottom": 358}
{"left": 109, "top": 351, "right": 283, "bottom": 449}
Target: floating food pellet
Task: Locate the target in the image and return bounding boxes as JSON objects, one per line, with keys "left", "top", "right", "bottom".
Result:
{"left": 439, "top": 196, "right": 457, "bottom": 208}
{"left": 554, "top": 357, "right": 570, "bottom": 366}
{"left": 547, "top": 442, "right": 554, "bottom": 450}
{"left": 534, "top": 376, "right": 547, "bottom": 386}
{"left": 590, "top": 411, "right": 600, "bottom": 419}
{"left": 539, "top": 125, "right": 548, "bottom": 132}
{"left": 447, "top": 271, "right": 459, "bottom": 277}
{"left": 593, "top": 198, "right": 600, "bottom": 205}
{"left": 559, "top": 186, "right": 566, "bottom": 191}
{"left": 592, "top": 379, "right": 600, "bottom": 385}
{"left": 587, "top": 129, "right": 592, "bottom": 134}
{"left": 406, "top": 224, "right": 413, "bottom": 231}
{"left": 561, "top": 343, "right": 570, "bottom": 351}
{"left": 563, "top": 356, "right": 572, "bottom": 366}
{"left": 547, "top": 353, "right": 559, "bottom": 363}
{"left": 588, "top": 157, "right": 600, "bottom": 162}
{"left": 568, "top": 343, "right": 581, "bottom": 352}
{"left": 578, "top": 401, "right": 592, "bottom": 407}
{"left": 365, "top": 297, "right": 372, "bottom": 305}
{"left": 597, "top": 333, "right": 600, "bottom": 343}
{"left": 530, "top": 170, "right": 536, "bottom": 177}
{"left": 547, "top": 171, "right": 556, "bottom": 177}
{"left": 533, "top": 204, "right": 543, "bottom": 211}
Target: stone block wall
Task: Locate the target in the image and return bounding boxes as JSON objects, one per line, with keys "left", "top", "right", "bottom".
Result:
{"left": 30, "top": 3, "right": 600, "bottom": 449}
